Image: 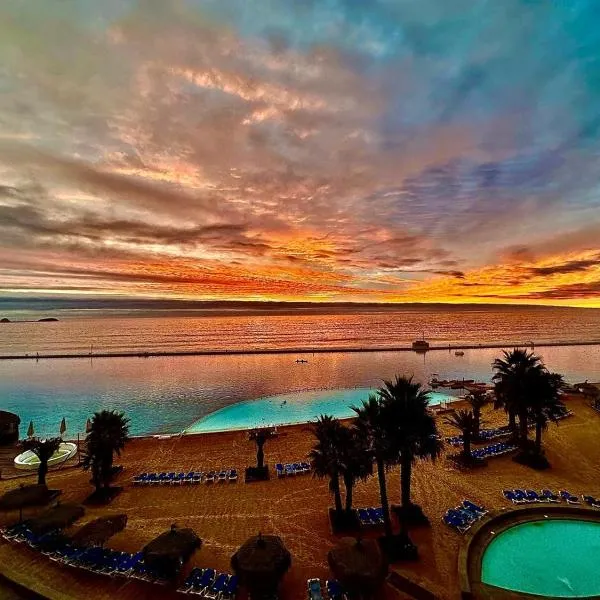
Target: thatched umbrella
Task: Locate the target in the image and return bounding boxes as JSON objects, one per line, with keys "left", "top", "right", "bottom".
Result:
{"left": 328, "top": 537, "right": 388, "bottom": 598}
{"left": 71, "top": 514, "right": 127, "bottom": 547}
{"left": 27, "top": 421, "right": 34, "bottom": 439}
{"left": 143, "top": 525, "right": 201, "bottom": 580}
{"left": 231, "top": 533, "right": 291, "bottom": 598}
{"left": 0, "top": 484, "right": 61, "bottom": 521}
{"left": 27, "top": 502, "right": 85, "bottom": 535}
{"left": 60, "top": 417, "right": 67, "bottom": 437}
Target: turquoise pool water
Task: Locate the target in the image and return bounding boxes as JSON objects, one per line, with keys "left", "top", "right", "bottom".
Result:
{"left": 185, "top": 387, "right": 457, "bottom": 433}
{"left": 481, "top": 519, "right": 600, "bottom": 597}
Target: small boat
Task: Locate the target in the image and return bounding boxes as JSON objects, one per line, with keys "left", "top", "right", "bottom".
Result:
{"left": 295, "top": 359, "right": 308, "bottom": 363}
{"left": 455, "top": 351, "right": 465, "bottom": 356}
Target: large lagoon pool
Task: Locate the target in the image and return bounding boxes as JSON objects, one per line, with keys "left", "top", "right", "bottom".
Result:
{"left": 481, "top": 519, "right": 600, "bottom": 597}
{"left": 186, "top": 387, "right": 457, "bottom": 433}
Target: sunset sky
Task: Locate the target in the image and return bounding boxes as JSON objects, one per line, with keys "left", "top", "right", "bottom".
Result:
{"left": 2, "top": 1, "right": 600, "bottom": 306}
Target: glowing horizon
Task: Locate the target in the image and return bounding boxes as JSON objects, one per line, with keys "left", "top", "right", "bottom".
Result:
{"left": 2, "top": 1, "right": 600, "bottom": 308}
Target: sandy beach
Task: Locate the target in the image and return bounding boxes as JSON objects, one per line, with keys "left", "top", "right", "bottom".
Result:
{"left": 0, "top": 395, "right": 599, "bottom": 600}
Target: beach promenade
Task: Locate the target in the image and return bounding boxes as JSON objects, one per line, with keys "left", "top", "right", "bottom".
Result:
{"left": 0, "top": 396, "right": 599, "bottom": 600}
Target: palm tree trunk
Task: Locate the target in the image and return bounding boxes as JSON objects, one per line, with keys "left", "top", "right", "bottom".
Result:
{"left": 343, "top": 473, "right": 353, "bottom": 512}
{"left": 473, "top": 409, "right": 480, "bottom": 440}
{"left": 256, "top": 441, "right": 265, "bottom": 469}
{"left": 508, "top": 408, "right": 516, "bottom": 434}
{"left": 463, "top": 434, "right": 471, "bottom": 460}
{"left": 535, "top": 420, "right": 542, "bottom": 455}
{"left": 519, "top": 409, "right": 529, "bottom": 448}
{"left": 38, "top": 461, "right": 47, "bottom": 486}
{"left": 376, "top": 458, "right": 393, "bottom": 538}
{"left": 331, "top": 473, "right": 343, "bottom": 514}
{"left": 400, "top": 454, "right": 412, "bottom": 508}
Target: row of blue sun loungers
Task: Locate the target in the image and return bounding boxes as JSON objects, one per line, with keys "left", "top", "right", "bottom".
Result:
{"left": 1, "top": 523, "right": 161, "bottom": 580}
{"left": 443, "top": 500, "right": 488, "bottom": 534}
{"left": 133, "top": 470, "right": 238, "bottom": 485}
{"left": 471, "top": 442, "right": 517, "bottom": 460}
{"left": 178, "top": 567, "right": 238, "bottom": 598}
{"left": 275, "top": 462, "right": 311, "bottom": 477}
{"left": 446, "top": 426, "right": 512, "bottom": 447}
{"left": 357, "top": 507, "right": 385, "bottom": 527}
{"left": 503, "top": 488, "right": 600, "bottom": 506}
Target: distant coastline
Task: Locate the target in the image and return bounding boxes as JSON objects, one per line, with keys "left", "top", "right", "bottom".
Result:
{"left": 0, "top": 317, "right": 58, "bottom": 323}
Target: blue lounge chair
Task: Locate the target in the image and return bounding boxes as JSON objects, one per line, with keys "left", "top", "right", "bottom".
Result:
{"left": 462, "top": 500, "right": 487, "bottom": 515}
{"left": 275, "top": 463, "right": 284, "bottom": 477}
{"left": 367, "top": 507, "right": 383, "bottom": 524}
{"left": 223, "top": 574, "right": 238, "bottom": 599}
{"left": 443, "top": 513, "right": 469, "bottom": 534}
{"left": 357, "top": 508, "right": 373, "bottom": 526}
{"left": 560, "top": 490, "right": 581, "bottom": 504}
{"left": 205, "top": 573, "right": 228, "bottom": 599}
{"left": 525, "top": 489, "right": 541, "bottom": 502}
{"left": 228, "top": 469, "right": 238, "bottom": 482}
{"left": 540, "top": 489, "right": 559, "bottom": 502}
{"left": 583, "top": 495, "right": 600, "bottom": 508}
{"left": 326, "top": 579, "right": 347, "bottom": 600}
{"left": 284, "top": 464, "right": 295, "bottom": 476}
{"left": 205, "top": 471, "right": 216, "bottom": 483}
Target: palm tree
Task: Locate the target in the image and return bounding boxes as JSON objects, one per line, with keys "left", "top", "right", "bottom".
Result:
{"left": 309, "top": 415, "right": 345, "bottom": 515}
{"left": 353, "top": 394, "right": 395, "bottom": 538}
{"left": 528, "top": 371, "right": 565, "bottom": 455}
{"left": 22, "top": 437, "right": 62, "bottom": 485}
{"left": 338, "top": 426, "right": 372, "bottom": 513}
{"left": 466, "top": 390, "right": 486, "bottom": 440}
{"left": 444, "top": 410, "right": 476, "bottom": 461}
{"left": 378, "top": 376, "right": 441, "bottom": 529}
{"left": 249, "top": 428, "right": 275, "bottom": 470}
{"left": 493, "top": 349, "right": 544, "bottom": 447}
{"left": 82, "top": 410, "right": 129, "bottom": 493}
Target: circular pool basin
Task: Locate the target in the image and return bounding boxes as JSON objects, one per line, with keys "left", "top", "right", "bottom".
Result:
{"left": 14, "top": 442, "right": 77, "bottom": 470}
{"left": 481, "top": 519, "right": 600, "bottom": 597}
{"left": 186, "top": 387, "right": 457, "bottom": 433}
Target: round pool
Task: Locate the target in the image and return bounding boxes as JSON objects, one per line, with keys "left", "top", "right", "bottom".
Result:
{"left": 185, "top": 387, "right": 457, "bottom": 433}
{"left": 481, "top": 519, "right": 600, "bottom": 597}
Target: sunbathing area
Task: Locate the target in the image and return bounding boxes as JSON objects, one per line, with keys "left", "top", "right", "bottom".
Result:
{"left": 0, "top": 391, "right": 599, "bottom": 600}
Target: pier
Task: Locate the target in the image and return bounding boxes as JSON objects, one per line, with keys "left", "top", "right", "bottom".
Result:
{"left": 1, "top": 339, "right": 599, "bottom": 360}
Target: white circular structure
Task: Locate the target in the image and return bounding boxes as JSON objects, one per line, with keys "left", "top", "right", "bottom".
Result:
{"left": 14, "top": 442, "right": 77, "bottom": 471}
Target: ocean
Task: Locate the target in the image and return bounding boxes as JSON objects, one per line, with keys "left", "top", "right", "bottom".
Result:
{"left": 0, "top": 306, "right": 599, "bottom": 438}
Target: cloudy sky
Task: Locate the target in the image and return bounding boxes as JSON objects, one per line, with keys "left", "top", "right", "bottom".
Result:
{"left": 1, "top": 0, "right": 600, "bottom": 306}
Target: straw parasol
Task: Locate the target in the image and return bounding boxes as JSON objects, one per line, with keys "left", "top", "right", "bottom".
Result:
{"left": 143, "top": 525, "right": 201, "bottom": 579}
{"left": 0, "top": 484, "right": 61, "bottom": 521}
{"left": 231, "top": 533, "right": 291, "bottom": 598}
{"left": 328, "top": 537, "right": 388, "bottom": 598}
{"left": 70, "top": 514, "right": 127, "bottom": 547}
{"left": 27, "top": 502, "right": 85, "bottom": 535}
{"left": 27, "top": 421, "right": 34, "bottom": 439}
{"left": 60, "top": 417, "right": 66, "bottom": 437}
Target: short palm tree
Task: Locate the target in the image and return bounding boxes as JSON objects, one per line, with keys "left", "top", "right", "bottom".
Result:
{"left": 338, "top": 426, "right": 372, "bottom": 512}
{"left": 249, "top": 428, "right": 275, "bottom": 470}
{"left": 444, "top": 410, "right": 476, "bottom": 461}
{"left": 466, "top": 390, "right": 486, "bottom": 440}
{"left": 529, "top": 371, "right": 565, "bottom": 455}
{"left": 309, "top": 415, "right": 345, "bottom": 515}
{"left": 378, "top": 376, "right": 441, "bottom": 529}
{"left": 353, "top": 394, "right": 395, "bottom": 538}
{"left": 22, "top": 437, "right": 62, "bottom": 485}
{"left": 493, "top": 349, "right": 544, "bottom": 447}
{"left": 82, "top": 410, "right": 129, "bottom": 493}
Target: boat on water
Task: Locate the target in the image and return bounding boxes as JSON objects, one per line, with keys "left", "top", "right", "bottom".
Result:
{"left": 412, "top": 335, "right": 430, "bottom": 352}
{"left": 295, "top": 359, "right": 308, "bottom": 363}
{"left": 14, "top": 442, "right": 77, "bottom": 471}
{"left": 455, "top": 350, "right": 465, "bottom": 356}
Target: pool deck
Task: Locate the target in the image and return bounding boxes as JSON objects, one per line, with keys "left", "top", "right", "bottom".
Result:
{"left": 0, "top": 395, "right": 600, "bottom": 600}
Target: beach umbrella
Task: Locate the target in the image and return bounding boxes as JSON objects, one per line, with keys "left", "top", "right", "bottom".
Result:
{"left": 60, "top": 417, "right": 66, "bottom": 437}
{"left": 71, "top": 514, "right": 127, "bottom": 547}
{"left": 85, "top": 418, "right": 92, "bottom": 433}
{"left": 0, "top": 484, "right": 61, "bottom": 522}
{"left": 143, "top": 525, "right": 201, "bottom": 580}
{"left": 328, "top": 537, "right": 388, "bottom": 599}
{"left": 27, "top": 421, "right": 34, "bottom": 439}
{"left": 27, "top": 502, "right": 85, "bottom": 535}
{"left": 231, "top": 533, "right": 291, "bottom": 598}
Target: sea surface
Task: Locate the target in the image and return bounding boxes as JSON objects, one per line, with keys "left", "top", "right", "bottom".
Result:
{"left": 0, "top": 307, "right": 599, "bottom": 437}
{"left": 1, "top": 305, "right": 600, "bottom": 355}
